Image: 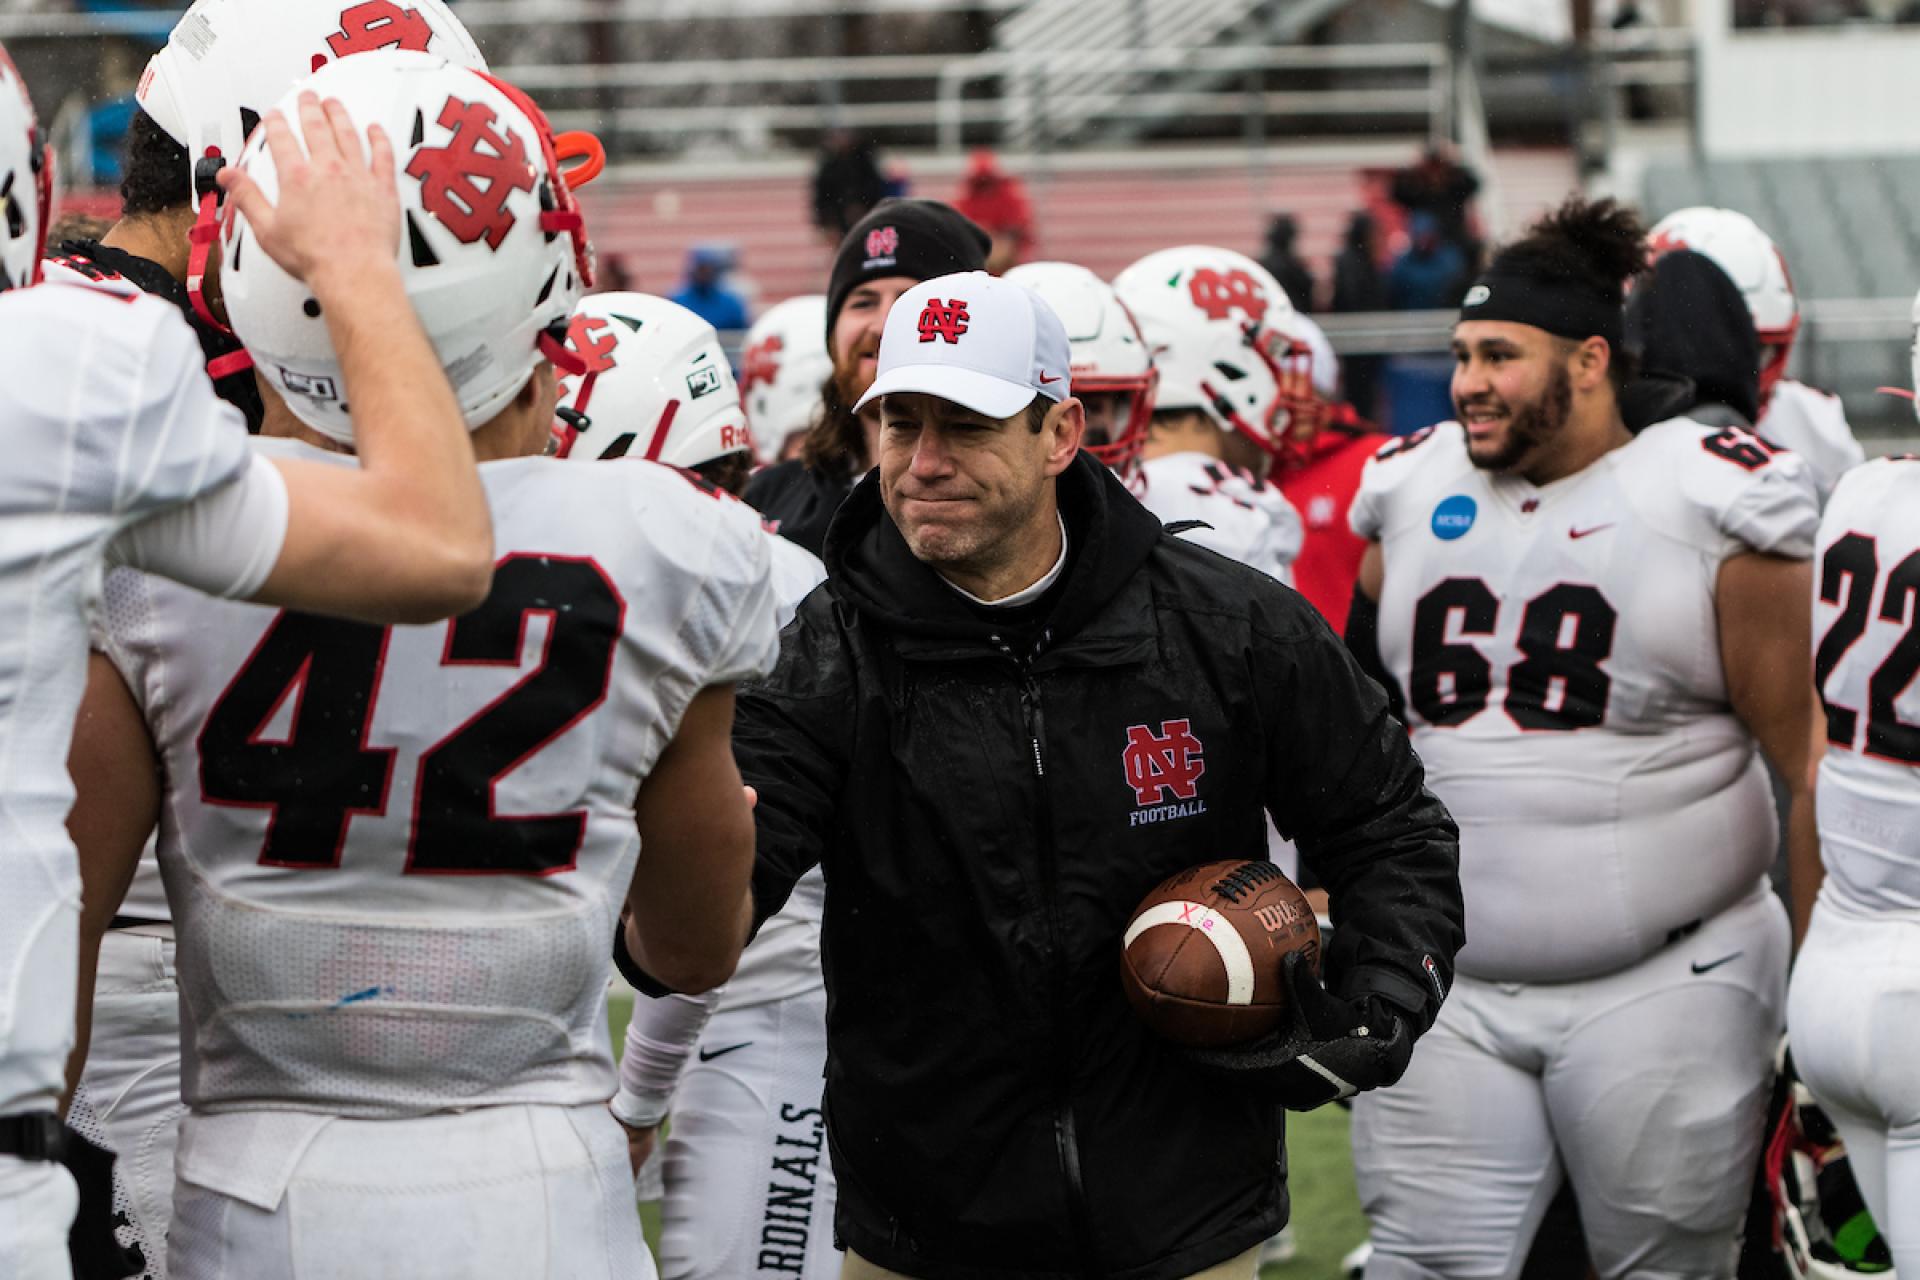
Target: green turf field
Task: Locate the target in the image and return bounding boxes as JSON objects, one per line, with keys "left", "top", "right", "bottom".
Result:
{"left": 609, "top": 988, "right": 1369, "bottom": 1278}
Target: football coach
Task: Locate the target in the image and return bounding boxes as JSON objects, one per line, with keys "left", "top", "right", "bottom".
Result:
{"left": 644, "top": 272, "right": 1463, "bottom": 1280}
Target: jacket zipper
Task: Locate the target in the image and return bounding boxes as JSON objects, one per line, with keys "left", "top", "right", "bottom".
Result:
{"left": 1014, "top": 660, "right": 1099, "bottom": 1275}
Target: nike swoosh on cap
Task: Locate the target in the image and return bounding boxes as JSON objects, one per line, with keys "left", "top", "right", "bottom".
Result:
{"left": 1038, "top": 371, "right": 1061, "bottom": 384}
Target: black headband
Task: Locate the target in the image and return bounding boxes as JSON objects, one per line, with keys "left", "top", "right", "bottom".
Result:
{"left": 1458, "top": 271, "right": 1622, "bottom": 350}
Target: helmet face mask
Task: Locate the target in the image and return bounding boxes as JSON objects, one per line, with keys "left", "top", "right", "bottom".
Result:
{"left": 1648, "top": 206, "right": 1800, "bottom": 407}
{"left": 1112, "top": 245, "right": 1311, "bottom": 470}
{"left": 221, "top": 52, "right": 592, "bottom": 444}
{"left": 551, "top": 292, "right": 754, "bottom": 470}
{"left": 1004, "top": 260, "right": 1158, "bottom": 481}
{"left": 1764, "top": 1052, "right": 1892, "bottom": 1278}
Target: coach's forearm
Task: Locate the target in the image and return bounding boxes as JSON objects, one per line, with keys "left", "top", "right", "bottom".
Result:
{"left": 313, "top": 259, "right": 493, "bottom": 607}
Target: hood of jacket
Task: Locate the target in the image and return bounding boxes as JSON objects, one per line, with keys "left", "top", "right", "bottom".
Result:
{"left": 1625, "top": 247, "right": 1761, "bottom": 425}
{"left": 822, "top": 449, "right": 1163, "bottom": 647}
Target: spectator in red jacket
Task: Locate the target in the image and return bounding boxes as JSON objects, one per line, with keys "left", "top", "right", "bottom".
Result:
{"left": 1273, "top": 314, "right": 1391, "bottom": 635}
{"left": 952, "top": 148, "right": 1034, "bottom": 274}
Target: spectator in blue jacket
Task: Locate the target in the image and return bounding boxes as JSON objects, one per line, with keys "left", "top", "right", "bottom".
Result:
{"left": 670, "top": 244, "right": 751, "bottom": 332}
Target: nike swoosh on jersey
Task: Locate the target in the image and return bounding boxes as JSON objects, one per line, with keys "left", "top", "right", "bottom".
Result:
{"left": 1690, "top": 951, "right": 1743, "bottom": 974}
{"left": 697, "top": 1041, "right": 753, "bottom": 1062}
{"left": 1568, "top": 524, "right": 1616, "bottom": 540}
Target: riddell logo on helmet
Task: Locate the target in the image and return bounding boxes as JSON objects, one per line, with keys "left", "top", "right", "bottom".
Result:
{"left": 865, "top": 226, "right": 899, "bottom": 263}
{"left": 1122, "top": 720, "right": 1207, "bottom": 826}
{"left": 405, "top": 97, "right": 535, "bottom": 250}
{"left": 1187, "top": 268, "right": 1266, "bottom": 324}
{"left": 917, "top": 299, "right": 969, "bottom": 344}
{"left": 326, "top": 1, "right": 435, "bottom": 58}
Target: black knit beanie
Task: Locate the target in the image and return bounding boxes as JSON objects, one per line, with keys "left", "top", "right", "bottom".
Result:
{"left": 825, "top": 199, "right": 991, "bottom": 339}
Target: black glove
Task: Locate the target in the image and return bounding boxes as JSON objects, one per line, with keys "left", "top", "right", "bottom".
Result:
{"left": 1183, "top": 952, "right": 1415, "bottom": 1111}
{"left": 61, "top": 1124, "right": 143, "bottom": 1280}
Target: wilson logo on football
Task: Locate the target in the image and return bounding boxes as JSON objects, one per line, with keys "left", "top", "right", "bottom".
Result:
{"left": 405, "top": 97, "right": 535, "bottom": 249}
{"left": 563, "top": 314, "right": 619, "bottom": 378}
{"left": 326, "top": 0, "right": 435, "bottom": 58}
{"left": 741, "top": 335, "right": 782, "bottom": 392}
{"left": 917, "top": 298, "right": 969, "bottom": 344}
{"left": 1122, "top": 719, "right": 1207, "bottom": 825}
{"left": 1187, "top": 267, "right": 1267, "bottom": 324}
{"left": 865, "top": 225, "right": 899, "bottom": 259}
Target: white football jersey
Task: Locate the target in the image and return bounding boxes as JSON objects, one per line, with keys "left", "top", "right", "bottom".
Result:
{"left": 1759, "top": 379, "right": 1864, "bottom": 507}
{"left": 1811, "top": 457, "right": 1920, "bottom": 916}
{"left": 1135, "top": 451, "right": 1303, "bottom": 585}
{"left": 720, "top": 530, "right": 828, "bottom": 1011}
{"left": 1353, "top": 419, "right": 1819, "bottom": 982}
{"left": 0, "top": 280, "right": 254, "bottom": 1114}
{"left": 96, "top": 439, "right": 780, "bottom": 1120}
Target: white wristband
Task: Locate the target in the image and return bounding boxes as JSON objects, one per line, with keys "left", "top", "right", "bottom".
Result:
{"left": 609, "top": 1087, "right": 673, "bottom": 1131}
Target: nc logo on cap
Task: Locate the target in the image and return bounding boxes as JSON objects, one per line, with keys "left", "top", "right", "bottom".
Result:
{"left": 1463, "top": 285, "right": 1491, "bottom": 307}
{"left": 865, "top": 226, "right": 899, "bottom": 260}
{"left": 917, "top": 298, "right": 970, "bottom": 344}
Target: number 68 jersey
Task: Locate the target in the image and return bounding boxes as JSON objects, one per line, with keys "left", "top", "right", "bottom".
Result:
{"left": 95, "top": 439, "right": 780, "bottom": 1118}
{"left": 1352, "top": 418, "right": 1818, "bottom": 983}
{"left": 1811, "top": 457, "right": 1920, "bottom": 916}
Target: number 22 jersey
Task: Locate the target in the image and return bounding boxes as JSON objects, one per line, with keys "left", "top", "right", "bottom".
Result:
{"left": 1352, "top": 418, "right": 1818, "bottom": 982}
{"left": 95, "top": 439, "right": 780, "bottom": 1119}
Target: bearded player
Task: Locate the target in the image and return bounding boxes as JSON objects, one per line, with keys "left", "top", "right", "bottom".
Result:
{"left": 64, "top": 53, "right": 778, "bottom": 1279}
{"left": 1649, "top": 206, "right": 1863, "bottom": 504}
{"left": 1112, "top": 245, "right": 1306, "bottom": 586}
{"left": 744, "top": 200, "right": 990, "bottom": 555}
{"left": 1786, "top": 289, "right": 1920, "bottom": 1269}
{"left": 47, "top": 0, "right": 487, "bottom": 432}
{"left": 551, "top": 292, "right": 838, "bottom": 1280}
{"left": 1347, "top": 198, "right": 1822, "bottom": 1279}
{"left": 0, "top": 54, "right": 498, "bottom": 1280}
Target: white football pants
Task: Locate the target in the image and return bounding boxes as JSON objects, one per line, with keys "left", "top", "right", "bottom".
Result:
{"left": 657, "top": 988, "right": 839, "bottom": 1280}
{"left": 1353, "top": 881, "right": 1787, "bottom": 1280}
{"left": 1787, "top": 897, "right": 1920, "bottom": 1271}
{"left": 168, "top": 1103, "right": 652, "bottom": 1280}
{"left": 66, "top": 929, "right": 184, "bottom": 1278}
{"left": 0, "top": 1151, "right": 77, "bottom": 1280}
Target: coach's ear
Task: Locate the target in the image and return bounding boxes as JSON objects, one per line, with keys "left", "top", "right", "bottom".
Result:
{"left": 1041, "top": 396, "right": 1084, "bottom": 476}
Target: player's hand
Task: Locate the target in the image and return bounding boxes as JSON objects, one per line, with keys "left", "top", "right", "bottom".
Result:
{"left": 218, "top": 90, "right": 399, "bottom": 291}
{"left": 1181, "top": 953, "right": 1414, "bottom": 1111}
{"left": 618, "top": 1117, "right": 659, "bottom": 1175}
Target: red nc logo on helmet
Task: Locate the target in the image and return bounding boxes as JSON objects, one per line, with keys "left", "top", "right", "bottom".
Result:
{"left": 741, "top": 335, "right": 783, "bottom": 393}
{"left": 563, "top": 314, "right": 619, "bottom": 377}
{"left": 1122, "top": 719, "right": 1205, "bottom": 807}
{"left": 405, "top": 97, "right": 535, "bottom": 249}
{"left": 1187, "top": 268, "right": 1267, "bottom": 324}
{"left": 865, "top": 226, "right": 899, "bottom": 259}
{"left": 917, "top": 298, "right": 969, "bottom": 344}
{"left": 326, "top": 1, "right": 435, "bottom": 58}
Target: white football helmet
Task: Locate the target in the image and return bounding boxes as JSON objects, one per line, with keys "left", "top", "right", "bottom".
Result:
{"left": 1005, "top": 261, "right": 1158, "bottom": 479}
{"left": 223, "top": 52, "right": 595, "bottom": 442}
{"left": 551, "top": 292, "right": 754, "bottom": 468}
{"left": 1649, "top": 206, "right": 1799, "bottom": 404}
{"left": 1909, "top": 286, "right": 1920, "bottom": 429}
{"left": 137, "top": 0, "right": 486, "bottom": 337}
{"left": 1112, "top": 245, "right": 1314, "bottom": 467}
{"left": 738, "top": 294, "right": 829, "bottom": 465}
{"left": 0, "top": 43, "right": 50, "bottom": 293}
{"left": 1766, "top": 1045, "right": 1894, "bottom": 1278}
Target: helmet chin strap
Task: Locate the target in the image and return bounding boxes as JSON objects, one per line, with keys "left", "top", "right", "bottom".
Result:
{"left": 185, "top": 146, "right": 256, "bottom": 377}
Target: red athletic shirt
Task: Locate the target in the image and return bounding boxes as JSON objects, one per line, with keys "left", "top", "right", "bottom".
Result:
{"left": 1277, "top": 419, "right": 1391, "bottom": 635}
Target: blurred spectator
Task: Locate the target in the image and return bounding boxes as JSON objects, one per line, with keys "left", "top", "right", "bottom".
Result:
{"left": 1331, "top": 212, "right": 1388, "bottom": 419}
{"left": 884, "top": 160, "right": 913, "bottom": 200}
{"left": 1259, "top": 213, "right": 1318, "bottom": 312}
{"left": 811, "top": 129, "right": 889, "bottom": 247}
{"left": 597, "top": 253, "right": 637, "bottom": 295}
{"left": 952, "top": 149, "right": 1034, "bottom": 274}
{"left": 669, "top": 244, "right": 751, "bottom": 332}
{"left": 1387, "top": 212, "right": 1469, "bottom": 311}
{"left": 1390, "top": 142, "right": 1481, "bottom": 265}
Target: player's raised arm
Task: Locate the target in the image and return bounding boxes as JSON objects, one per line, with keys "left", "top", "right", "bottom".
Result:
{"left": 220, "top": 89, "right": 492, "bottom": 621}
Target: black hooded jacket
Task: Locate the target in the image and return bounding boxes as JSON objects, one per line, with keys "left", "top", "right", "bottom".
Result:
{"left": 1622, "top": 246, "right": 1762, "bottom": 432}
{"left": 734, "top": 452, "right": 1463, "bottom": 1279}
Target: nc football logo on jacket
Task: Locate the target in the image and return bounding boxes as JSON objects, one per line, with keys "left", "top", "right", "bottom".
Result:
{"left": 1123, "top": 719, "right": 1207, "bottom": 827}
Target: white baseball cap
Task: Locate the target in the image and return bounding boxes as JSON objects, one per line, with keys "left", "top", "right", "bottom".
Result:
{"left": 854, "top": 271, "right": 1072, "bottom": 420}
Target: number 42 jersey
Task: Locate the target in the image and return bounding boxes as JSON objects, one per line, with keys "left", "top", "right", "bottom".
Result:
{"left": 1352, "top": 418, "right": 1818, "bottom": 983}
{"left": 95, "top": 439, "right": 780, "bottom": 1119}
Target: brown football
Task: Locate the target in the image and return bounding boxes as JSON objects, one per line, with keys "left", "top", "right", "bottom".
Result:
{"left": 1120, "top": 860, "right": 1322, "bottom": 1048}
